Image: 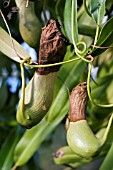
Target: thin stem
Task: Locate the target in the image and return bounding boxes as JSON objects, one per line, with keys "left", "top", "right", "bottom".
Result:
{"left": 87, "top": 62, "right": 93, "bottom": 103}
{"left": 72, "top": 0, "right": 78, "bottom": 43}
{"left": 99, "top": 114, "right": 113, "bottom": 146}
{"left": 93, "top": 25, "right": 100, "bottom": 47}
{"left": 0, "top": 9, "right": 23, "bottom": 60}
{"left": 24, "top": 57, "right": 80, "bottom": 69}
{"left": 76, "top": 52, "right": 92, "bottom": 63}
{"left": 83, "top": 0, "right": 92, "bottom": 17}
{"left": 20, "top": 63, "right": 25, "bottom": 115}
{"left": 87, "top": 63, "right": 113, "bottom": 107}
{"left": 11, "top": 164, "right": 17, "bottom": 170}
{"left": 71, "top": 0, "right": 89, "bottom": 63}
{"left": 91, "top": 45, "right": 113, "bottom": 49}
{"left": 0, "top": 9, "right": 11, "bottom": 39}
{"left": 20, "top": 57, "right": 31, "bottom": 119}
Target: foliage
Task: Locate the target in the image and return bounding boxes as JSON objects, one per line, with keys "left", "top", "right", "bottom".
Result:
{"left": 0, "top": 0, "right": 113, "bottom": 170}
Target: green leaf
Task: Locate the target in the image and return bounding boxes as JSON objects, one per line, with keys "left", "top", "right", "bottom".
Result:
{"left": 64, "top": 0, "right": 72, "bottom": 42}
{"left": 91, "top": 74, "right": 113, "bottom": 100}
{"left": 98, "top": 0, "right": 106, "bottom": 24}
{"left": 90, "top": 0, "right": 106, "bottom": 25}
{"left": 13, "top": 103, "right": 68, "bottom": 168}
{"left": 38, "top": 124, "right": 66, "bottom": 170}
{"left": 55, "top": 0, "right": 65, "bottom": 34}
{"left": 47, "top": 60, "right": 85, "bottom": 122}
{"left": 91, "top": 17, "right": 113, "bottom": 56}
{"left": 91, "top": 74, "right": 113, "bottom": 87}
{"left": 0, "top": 128, "right": 20, "bottom": 170}
{"left": 100, "top": 143, "right": 113, "bottom": 170}
{"left": 89, "top": 74, "right": 113, "bottom": 119}
{"left": 106, "top": 0, "right": 113, "bottom": 11}
{"left": 91, "top": 82, "right": 111, "bottom": 99}
{"left": 0, "top": 27, "right": 30, "bottom": 63}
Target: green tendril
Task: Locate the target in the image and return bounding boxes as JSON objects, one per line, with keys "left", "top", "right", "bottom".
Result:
{"left": 20, "top": 57, "right": 31, "bottom": 119}
{"left": 71, "top": 0, "right": 90, "bottom": 63}
{"left": 24, "top": 57, "right": 80, "bottom": 69}
{"left": 20, "top": 63, "right": 25, "bottom": 115}
{"left": 93, "top": 25, "right": 100, "bottom": 48}
{"left": 76, "top": 41, "right": 87, "bottom": 54}
{"left": 83, "top": 0, "right": 92, "bottom": 17}
{"left": 72, "top": 0, "right": 78, "bottom": 43}
{"left": 99, "top": 114, "right": 113, "bottom": 146}
{"left": 87, "top": 62, "right": 113, "bottom": 108}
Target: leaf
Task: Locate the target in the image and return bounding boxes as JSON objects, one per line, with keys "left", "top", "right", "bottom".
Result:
{"left": 0, "top": 128, "right": 20, "bottom": 170}
{"left": 0, "top": 27, "right": 30, "bottom": 63}
{"left": 47, "top": 60, "right": 85, "bottom": 122}
{"left": 106, "top": 0, "right": 113, "bottom": 11}
{"left": 13, "top": 103, "right": 68, "bottom": 168}
{"left": 64, "top": 0, "right": 72, "bottom": 42}
{"left": 93, "top": 74, "right": 113, "bottom": 87}
{"left": 89, "top": 74, "right": 113, "bottom": 119}
{"left": 38, "top": 124, "right": 66, "bottom": 170}
{"left": 91, "top": 17, "right": 113, "bottom": 56}
{"left": 90, "top": 0, "right": 106, "bottom": 25}
{"left": 100, "top": 143, "right": 113, "bottom": 170}
{"left": 106, "top": 81, "right": 113, "bottom": 103}
{"left": 55, "top": 0, "right": 65, "bottom": 34}
{"left": 91, "top": 74, "right": 113, "bottom": 95}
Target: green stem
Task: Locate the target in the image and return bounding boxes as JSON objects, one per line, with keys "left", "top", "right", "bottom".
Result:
{"left": 71, "top": 0, "right": 90, "bottom": 63}
{"left": 20, "top": 63, "right": 25, "bottom": 115}
{"left": 24, "top": 57, "right": 80, "bottom": 69}
{"left": 99, "top": 114, "right": 113, "bottom": 146}
{"left": 72, "top": 0, "right": 78, "bottom": 43}
{"left": 93, "top": 25, "right": 100, "bottom": 47}
{"left": 87, "top": 63, "right": 113, "bottom": 107}
{"left": 83, "top": 0, "right": 92, "bottom": 17}
{"left": 20, "top": 57, "right": 31, "bottom": 119}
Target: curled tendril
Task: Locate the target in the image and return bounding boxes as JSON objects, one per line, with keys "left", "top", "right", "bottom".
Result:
{"left": 71, "top": 0, "right": 90, "bottom": 63}
{"left": 76, "top": 41, "right": 87, "bottom": 54}
{"left": 3, "top": 0, "right": 10, "bottom": 8}
{"left": 75, "top": 42, "right": 92, "bottom": 63}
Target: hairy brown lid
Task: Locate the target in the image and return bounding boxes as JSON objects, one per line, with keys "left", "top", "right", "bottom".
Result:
{"left": 69, "top": 82, "right": 88, "bottom": 122}
{"left": 37, "top": 19, "right": 68, "bottom": 75}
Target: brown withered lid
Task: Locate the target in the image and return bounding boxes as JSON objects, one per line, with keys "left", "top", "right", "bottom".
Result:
{"left": 36, "top": 19, "right": 68, "bottom": 75}
{"left": 69, "top": 82, "right": 89, "bottom": 122}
